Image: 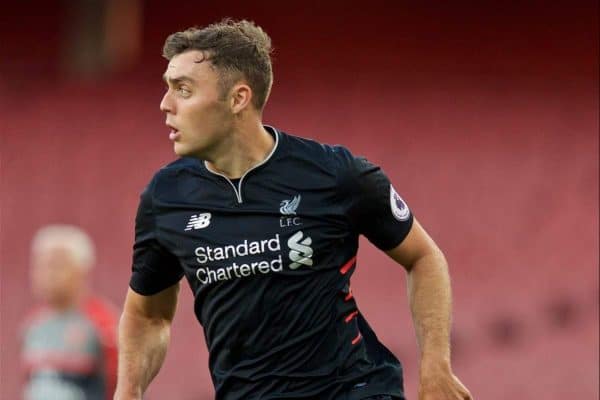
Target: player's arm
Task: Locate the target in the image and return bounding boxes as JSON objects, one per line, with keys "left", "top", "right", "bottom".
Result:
{"left": 114, "top": 283, "right": 179, "bottom": 400}
{"left": 386, "top": 219, "right": 472, "bottom": 400}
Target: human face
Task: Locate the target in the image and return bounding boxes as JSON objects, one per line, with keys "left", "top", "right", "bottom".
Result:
{"left": 160, "top": 50, "right": 233, "bottom": 159}
{"left": 30, "top": 245, "right": 84, "bottom": 308}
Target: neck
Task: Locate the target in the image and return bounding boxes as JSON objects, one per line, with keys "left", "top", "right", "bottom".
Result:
{"left": 205, "top": 118, "right": 275, "bottom": 179}
{"left": 47, "top": 286, "right": 87, "bottom": 312}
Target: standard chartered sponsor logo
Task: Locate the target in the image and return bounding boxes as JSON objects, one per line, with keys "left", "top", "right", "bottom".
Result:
{"left": 194, "top": 232, "right": 315, "bottom": 284}
{"left": 194, "top": 234, "right": 283, "bottom": 284}
{"left": 195, "top": 256, "right": 283, "bottom": 285}
{"left": 287, "top": 231, "right": 313, "bottom": 269}
{"left": 195, "top": 235, "right": 281, "bottom": 264}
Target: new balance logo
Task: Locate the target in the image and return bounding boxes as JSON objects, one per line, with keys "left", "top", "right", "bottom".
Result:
{"left": 288, "top": 230, "right": 313, "bottom": 269}
{"left": 280, "top": 195, "right": 301, "bottom": 215}
{"left": 185, "top": 213, "right": 212, "bottom": 231}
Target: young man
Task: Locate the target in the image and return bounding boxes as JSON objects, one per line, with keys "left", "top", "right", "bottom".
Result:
{"left": 22, "top": 225, "right": 118, "bottom": 400}
{"left": 115, "top": 19, "right": 472, "bottom": 400}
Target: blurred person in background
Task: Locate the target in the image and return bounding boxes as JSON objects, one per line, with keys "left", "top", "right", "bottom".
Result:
{"left": 21, "top": 225, "right": 118, "bottom": 400}
{"left": 115, "top": 19, "right": 471, "bottom": 400}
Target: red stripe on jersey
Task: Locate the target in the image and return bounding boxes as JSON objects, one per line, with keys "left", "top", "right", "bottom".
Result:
{"left": 351, "top": 332, "right": 362, "bottom": 345}
{"left": 345, "top": 311, "right": 359, "bottom": 323}
{"left": 339, "top": 256, "right": 357, "bottom": 275}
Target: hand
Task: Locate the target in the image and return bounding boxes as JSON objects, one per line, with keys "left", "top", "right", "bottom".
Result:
{"left": 418, "top": 362, "right": 472, "bottom": 400}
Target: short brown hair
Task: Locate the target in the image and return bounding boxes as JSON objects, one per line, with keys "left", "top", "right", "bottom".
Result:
{"left": 163, "top": 19, "right": 273, "bottom": 111}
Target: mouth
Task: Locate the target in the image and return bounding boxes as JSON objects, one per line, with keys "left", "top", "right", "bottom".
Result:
{"left": 166, "top": 123, "right": 180, "bottom": 141}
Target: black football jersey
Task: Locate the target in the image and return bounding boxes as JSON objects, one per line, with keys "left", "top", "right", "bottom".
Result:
{"left": 130, "top": 126, "right": 413, "bottom": 400}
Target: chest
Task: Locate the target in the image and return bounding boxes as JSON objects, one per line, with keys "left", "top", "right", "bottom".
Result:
{"left": 154, "top": 178, "right": 357, "bottom": 286}
{"left": 22, "top": 313, "right": 100, "bottom": 372}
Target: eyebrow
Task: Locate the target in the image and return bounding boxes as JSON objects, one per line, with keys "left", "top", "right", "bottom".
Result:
{"left": 162, "top": 74, "right": 196, "bottom": 85}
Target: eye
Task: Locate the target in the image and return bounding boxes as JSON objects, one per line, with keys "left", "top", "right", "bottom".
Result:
{"left": 178, "top": 86, "right": 191, "bottom": 96}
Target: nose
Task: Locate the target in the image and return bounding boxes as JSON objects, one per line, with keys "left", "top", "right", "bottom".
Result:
{"left": 160, "top": 91, "right": 174, "bottom": 114}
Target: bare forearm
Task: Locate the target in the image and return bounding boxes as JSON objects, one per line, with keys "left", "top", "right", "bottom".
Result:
{"left": 388, "top": 221, "right": 470, "bottom": 398}
{"left": 407, "top": 250, "right": 452, "bottom": 368}
{"left": 114, "top": 311, "right": 172, "bottom": 399}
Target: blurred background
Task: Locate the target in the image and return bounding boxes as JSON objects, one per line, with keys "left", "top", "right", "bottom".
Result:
{"left": 1, "top": 0, "right": 598, "bottom": 399}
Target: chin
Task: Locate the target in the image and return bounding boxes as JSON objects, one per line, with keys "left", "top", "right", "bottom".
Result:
{"left": 174, "top": 143, "right": 207, "bottom": 159}
{"left": 173, "top": 142, "right": 192, "bottom": 157}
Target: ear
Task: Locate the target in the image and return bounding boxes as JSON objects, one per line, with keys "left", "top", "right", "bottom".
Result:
{"left": 230, "top": 83, "right": 253, "bottom": 114}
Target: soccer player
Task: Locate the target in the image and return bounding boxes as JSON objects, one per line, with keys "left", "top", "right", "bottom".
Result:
{"left": 22, "top": 225, "right": 118, "bottom": 400}
{"left": 115, "top": 19, "right": 472, "bottom": 400}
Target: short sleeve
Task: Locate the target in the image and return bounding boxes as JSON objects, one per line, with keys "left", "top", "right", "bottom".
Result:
{"left": 334, "top": 146, "right": 414, "bottom": 250}
{"left": 129, "top": 178, "right": 184, "bottom": 295}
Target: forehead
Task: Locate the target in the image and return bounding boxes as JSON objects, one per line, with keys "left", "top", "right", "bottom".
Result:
{"left": 34, "top": 243, "right": 71, "bottom": 258}
{"left": 32, "top": 246, "right": 72, "bottom": 269}
{"left": 164, "top": 50, "right": 216, "bottom": 81}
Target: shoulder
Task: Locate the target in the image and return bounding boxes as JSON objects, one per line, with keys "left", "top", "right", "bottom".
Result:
{"left": 275, "top": 130, "right": 369, "bottom": 193}
{"left": 82, "top": 296, "right": 118, "bottom": 345}
{"left": 139, "top": 157, "right": 202, "bottom": 200}
{"left": 20, "top": 305, "right": 53, "bottom": 334}
{"left": 277, "top": 130, "right": 356, "bottom": 172}
{"left": 152, "top": 157, "right": 201, "bottom": 184}
{"left": 82, "top": 296, "right": 118, "bottom": 321}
